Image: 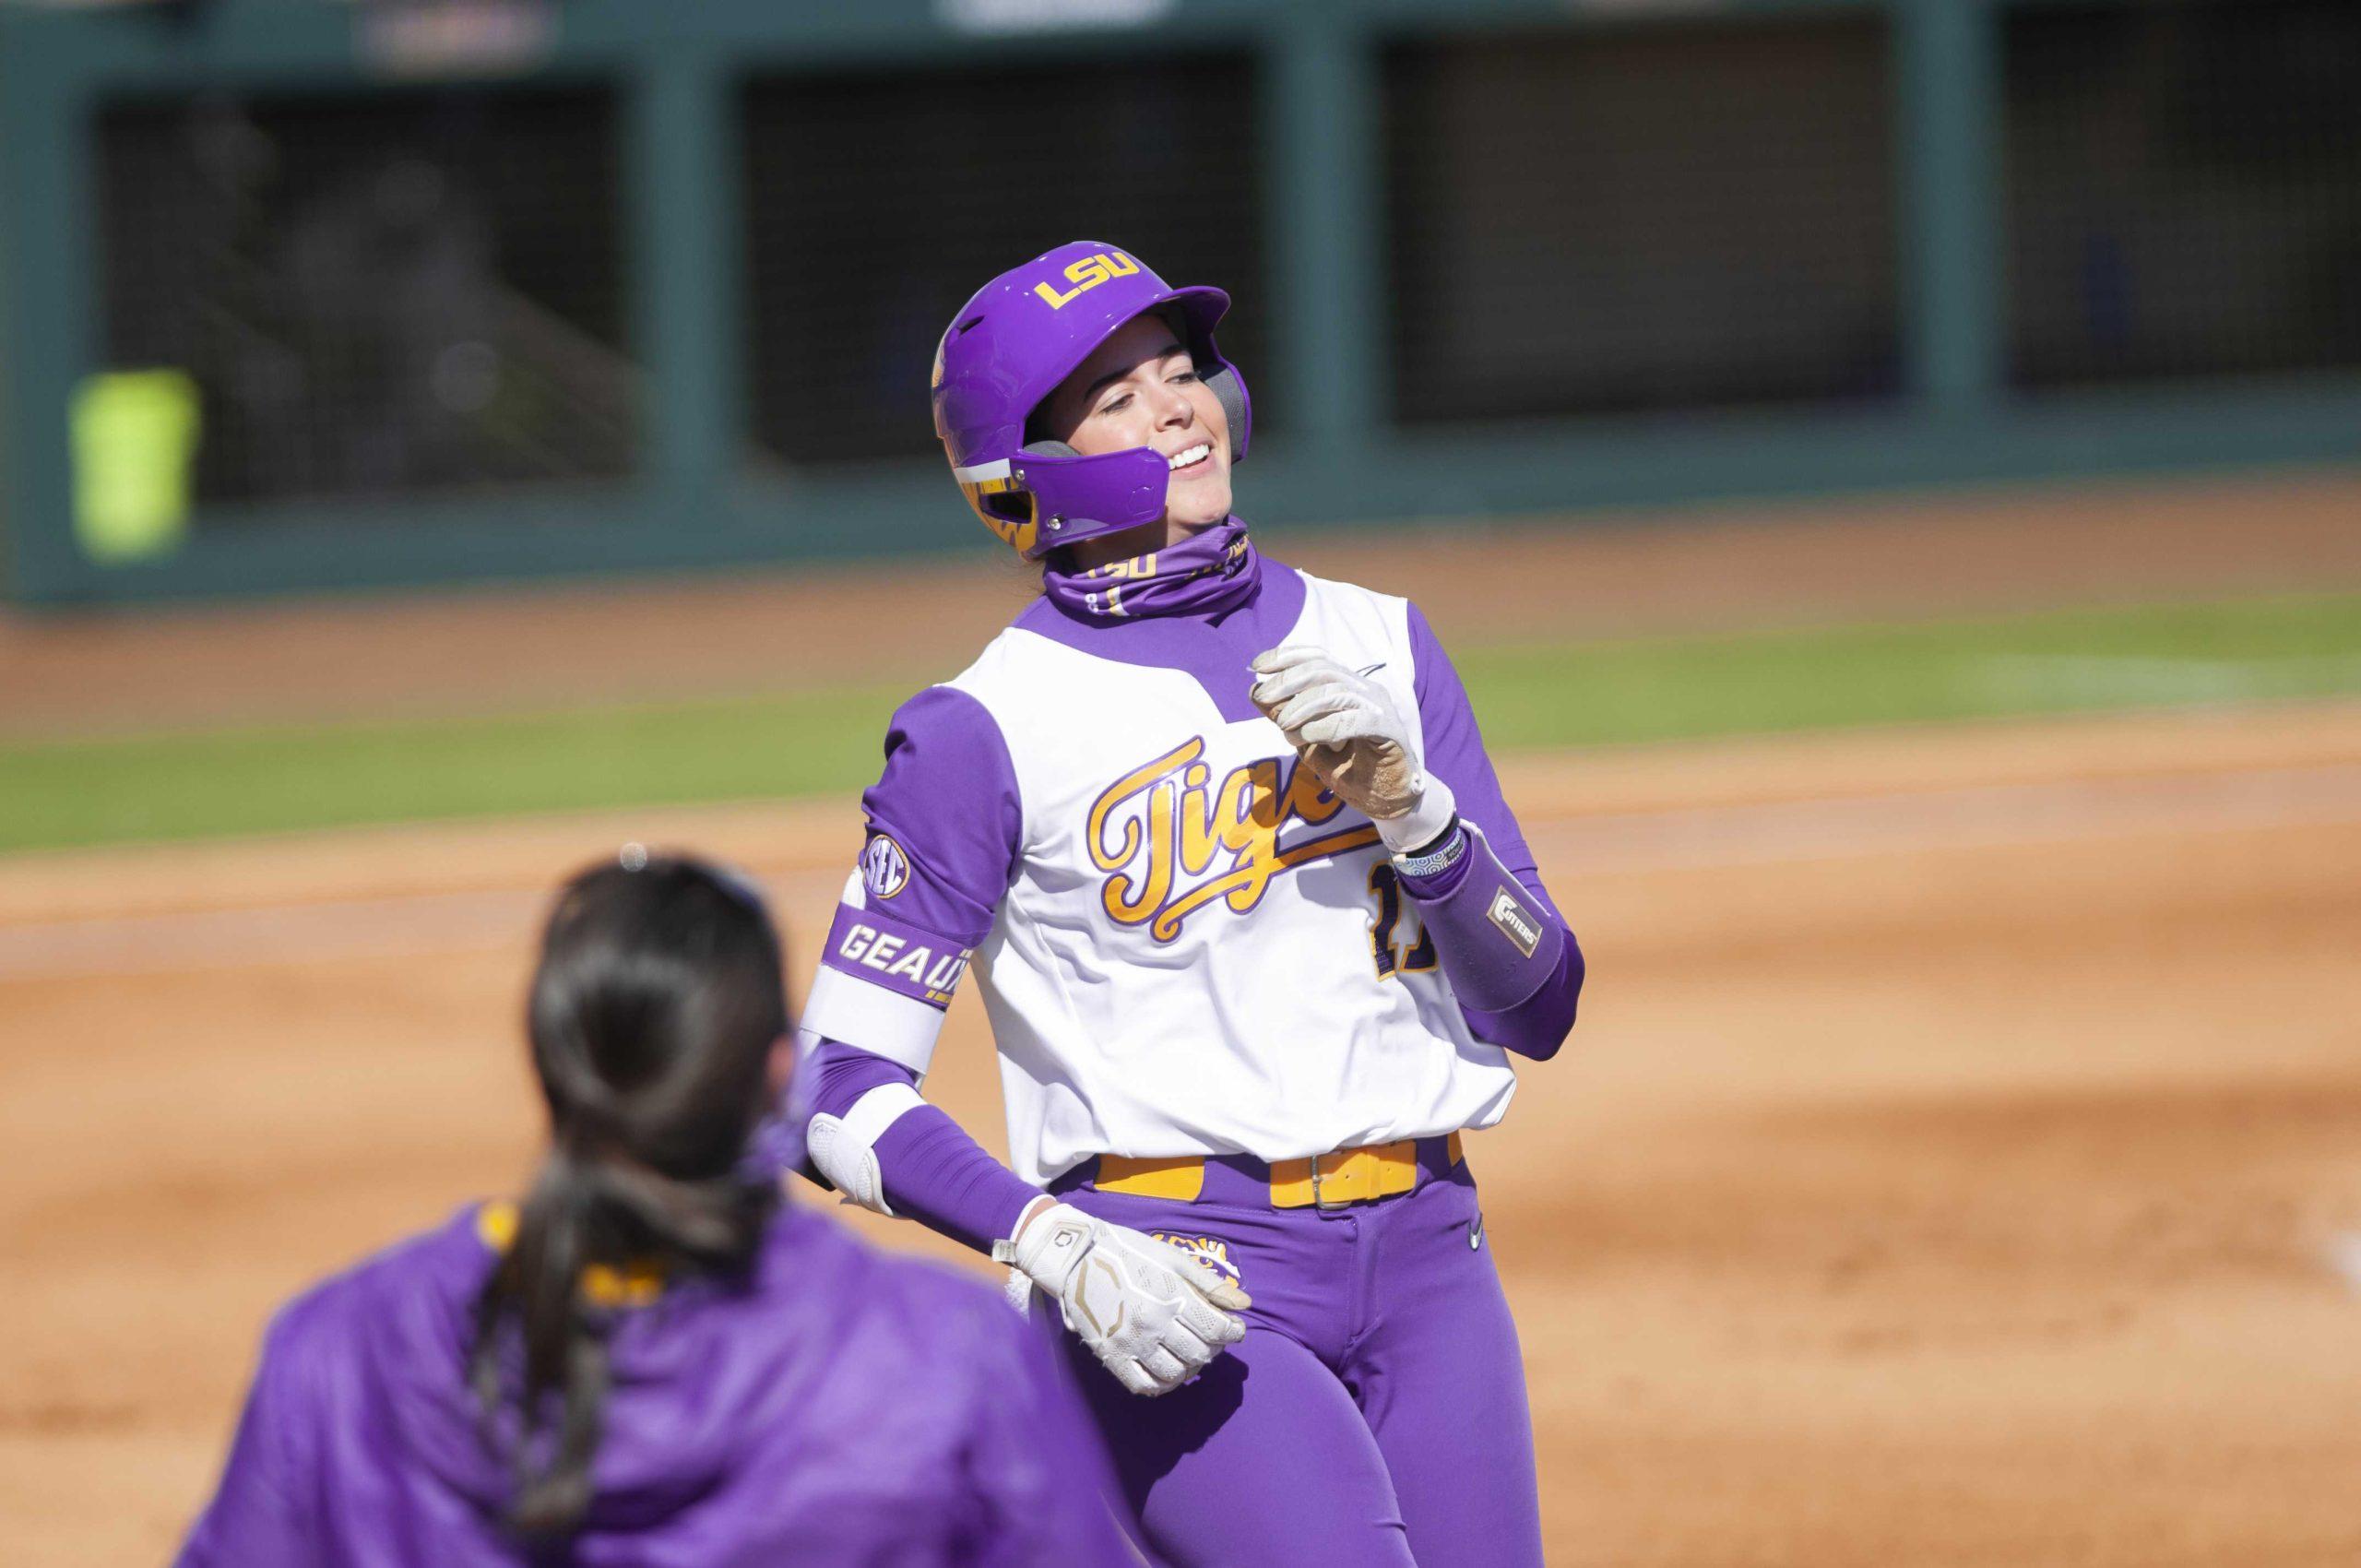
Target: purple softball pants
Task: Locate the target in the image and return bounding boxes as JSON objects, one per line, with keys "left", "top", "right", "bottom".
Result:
{"left": 1043, "top": 1150, "right": 1545, "bottom": 1568}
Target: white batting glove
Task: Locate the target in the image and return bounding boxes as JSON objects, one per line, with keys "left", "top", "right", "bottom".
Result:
{"left": 997, "top": 1201, "right": 1251, "bottom": 1397}
{"left": 1249, "top": 646, "right": 1456, "bottom": 852}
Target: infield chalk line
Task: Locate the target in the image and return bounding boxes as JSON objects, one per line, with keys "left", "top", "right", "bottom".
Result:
{"left": 1, "top": 761, "right": 2356, "bottom": 982}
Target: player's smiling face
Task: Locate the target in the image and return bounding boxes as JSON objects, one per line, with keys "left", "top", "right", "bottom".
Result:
{"left": 1041, "top": 311, "right": 1233, "bottom": 560}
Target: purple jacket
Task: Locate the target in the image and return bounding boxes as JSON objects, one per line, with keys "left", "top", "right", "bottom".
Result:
{"left": 175, "top": 1201, "right": 1142, "bottom": 1567}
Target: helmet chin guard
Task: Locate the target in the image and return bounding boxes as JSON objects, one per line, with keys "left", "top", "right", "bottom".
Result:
{"left": 932, "top": 242, "right": 1252, "bottom": 560}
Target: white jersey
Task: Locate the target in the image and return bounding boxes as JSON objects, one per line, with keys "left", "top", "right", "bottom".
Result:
{"left": 801, "top": 560, "right": 1531, "bottom": 1186}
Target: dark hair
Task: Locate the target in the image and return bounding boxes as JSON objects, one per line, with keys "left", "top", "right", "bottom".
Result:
{"left": 469, "top": 853, "right": 787, "bottom": 1538}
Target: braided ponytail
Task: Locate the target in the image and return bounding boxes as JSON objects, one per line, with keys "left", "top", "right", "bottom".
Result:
{"left": 469, "top": 855, "right": 787, "bottom": 1539}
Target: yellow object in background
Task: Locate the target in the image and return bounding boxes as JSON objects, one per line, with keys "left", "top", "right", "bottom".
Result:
{"left": 72, "top": 370, "right": 200, "bottom": 564}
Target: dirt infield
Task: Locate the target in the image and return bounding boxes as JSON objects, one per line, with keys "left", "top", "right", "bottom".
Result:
{"left": 5, "top": 701, "right": 2357, "bottom": 1566}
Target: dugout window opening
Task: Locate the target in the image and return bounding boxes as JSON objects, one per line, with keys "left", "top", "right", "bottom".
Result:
{"left": 93, "top": 82, "right": 640, "bottom": 520}
{"left": 1379, "top": 15, "right": 1905, "bottom": 427}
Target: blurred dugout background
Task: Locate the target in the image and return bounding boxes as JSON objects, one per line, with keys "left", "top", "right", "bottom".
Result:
{"left": 0, "top": 0, "right": 2357, "bottom": 608}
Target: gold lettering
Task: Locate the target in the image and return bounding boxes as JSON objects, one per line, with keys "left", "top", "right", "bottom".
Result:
{"left": 1092, "top": 744, "right": 1381, "bottom": 943}
{"left": 1031, "top": 252, "right": 1141, "bottom": 311}
{"left": 1150, "top": 825, "right": 1382, "bottom": 942}
{"left": 1092, "top": 552, "right": 1157, "bottom": 581}
{"left": 1283, "top": 754, "right": 1346, "bottom": 827}
{"left": 1180, "top": 760, "right": 1254, "bottom": 878}
{"left": 1087, "top": 738, "right": 1203, "bottom": 926}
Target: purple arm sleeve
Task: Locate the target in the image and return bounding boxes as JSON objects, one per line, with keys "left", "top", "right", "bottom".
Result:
{"left": 793, "top": 686, "right": 1044, "bottom": 1253}
{"left": 803, "top": 1038, "right": 1043, "bottom": 1254}
{"left": 173, "top": 1315, "right": 314, "bottom": 1567}
{"left": 801, "top": 685, "right": 1019, "bottom": 1069}
{"left": 1401, "top": 602, "right": 1584, "bottom": 1060}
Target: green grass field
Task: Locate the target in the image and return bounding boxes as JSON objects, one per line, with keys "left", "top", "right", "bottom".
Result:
{"left": 6, "top": 593, "right": 2358, "bottom": 854}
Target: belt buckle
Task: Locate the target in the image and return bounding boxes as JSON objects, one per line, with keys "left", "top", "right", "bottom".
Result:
{"left": 1311, "top": 1148, "right": 1352, "bottom": 1210}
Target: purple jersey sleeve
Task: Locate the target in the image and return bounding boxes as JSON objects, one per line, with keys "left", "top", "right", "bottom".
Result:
{"left": 1406, "top": 602, "right": 1558, "bottom": 921}
{"left": 802, "top": 684, "right": 1024, "bottom": 1075}
{"left": 1403, "top": 602, "right": 1584, "bottom": 1059}
{"left": 173, "top": 1308, "right": 316, "bottom": 1567}
{"left": 797, "top": 686, "right": 1047, "bottom": 1253}
{"left": 860, "top": 684, "right": 1023, "bottom": 945}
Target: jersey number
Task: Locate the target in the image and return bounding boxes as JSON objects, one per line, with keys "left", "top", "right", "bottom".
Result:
{"left": 1368, "top": 864, "right": 1437, "bottom": 979}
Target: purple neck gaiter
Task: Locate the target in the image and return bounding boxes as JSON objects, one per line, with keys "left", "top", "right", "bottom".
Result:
{"left": 1039, "top": 517, "right": 1259, "bottom": 622}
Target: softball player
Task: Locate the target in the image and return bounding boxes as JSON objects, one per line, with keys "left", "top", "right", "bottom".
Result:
{"left": 797, "top": 241, "right": 1583, "bottom": 1568}
{"left": 176, "top": 854, "right": 1136, "bottom": 1567}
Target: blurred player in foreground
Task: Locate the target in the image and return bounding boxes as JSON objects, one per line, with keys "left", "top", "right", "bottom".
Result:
{"left": 176, "top": 852, "right": 1138, "bottom": 1567}
{"left": 794, "top": 243, "right": 1584, "bottom": 1566}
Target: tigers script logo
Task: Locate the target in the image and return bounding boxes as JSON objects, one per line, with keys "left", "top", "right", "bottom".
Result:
{"left": 1086, "top": 738, "right": 1379, "bottom": 942}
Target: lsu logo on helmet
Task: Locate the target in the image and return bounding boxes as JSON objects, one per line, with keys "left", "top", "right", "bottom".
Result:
{"left": 1151, "top": 1232, "right": 1242, "bottom": 1289}
{"left": 1033, "top": 250, "right": 1140, "bottom": 311}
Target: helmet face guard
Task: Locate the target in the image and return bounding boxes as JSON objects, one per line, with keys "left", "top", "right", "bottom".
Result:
{"left": 931, "top": 242, "right": 1252, "bottom": 559}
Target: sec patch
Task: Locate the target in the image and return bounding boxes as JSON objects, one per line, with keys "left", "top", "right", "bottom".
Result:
{"left": 861, "top": 835, "right": 911, "bottom": 900}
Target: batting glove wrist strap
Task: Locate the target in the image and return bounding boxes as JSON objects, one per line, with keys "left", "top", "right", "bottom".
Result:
{"left": 1002, "top": 1202, "right": 1251, "bottom": 1397}
{"left": 1389, "top": 812, "right": 1467, "bottom": 877}
{"left": 1373, "top": 774, "right": 1458, "bottom": 857}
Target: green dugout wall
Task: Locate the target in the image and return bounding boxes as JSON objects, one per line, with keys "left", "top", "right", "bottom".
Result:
{"left": 2, "top": 0, "right": 2355, "bottom": 607}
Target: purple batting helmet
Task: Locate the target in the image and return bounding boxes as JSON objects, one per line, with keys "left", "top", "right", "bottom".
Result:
{"left": 931, "top": 241, "right": 1252, "bottom": 559}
